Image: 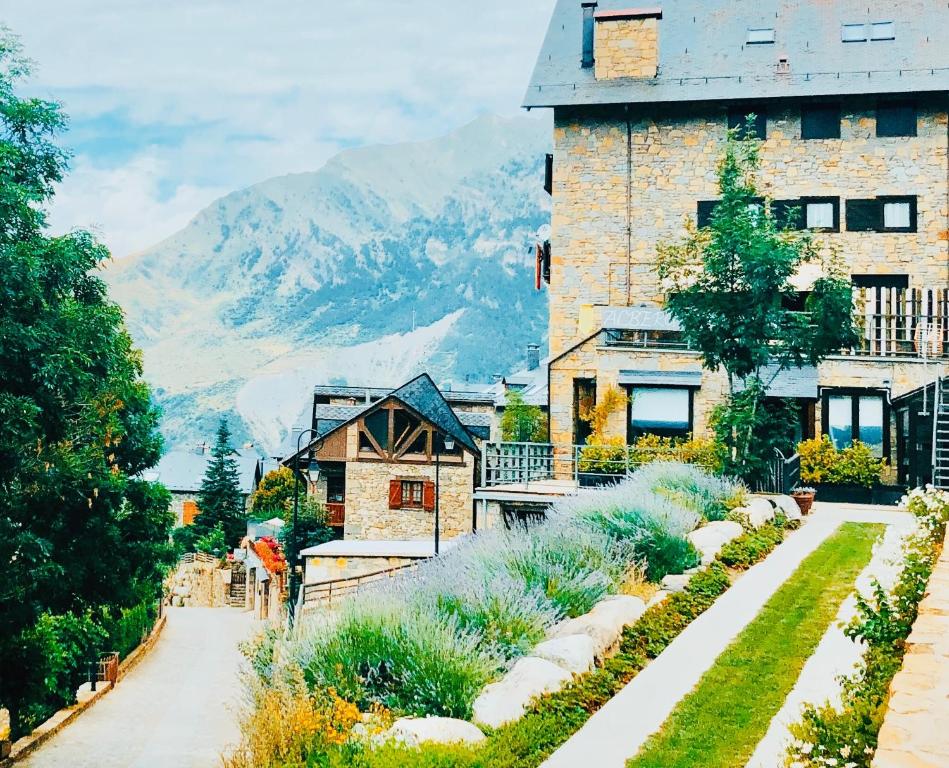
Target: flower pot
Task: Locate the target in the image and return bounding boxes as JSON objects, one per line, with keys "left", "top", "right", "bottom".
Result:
{"left": 791, "top": 492, "right": 815, "bottom": 515}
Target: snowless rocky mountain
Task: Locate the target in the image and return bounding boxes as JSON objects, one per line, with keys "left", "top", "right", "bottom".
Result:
{"left": 105, "top": 114, "right": 552, "bottom": 453}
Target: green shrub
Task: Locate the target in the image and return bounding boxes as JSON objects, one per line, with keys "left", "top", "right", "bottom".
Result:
{"left": 195, "top": 522, "right": 227, "bottom": 557}
{"left": 294, "top": 599, "right": 495, "bottom": 720}
{"left": 630, "top": 461, "right": 747, "bottom": 521}
{"left": 798, "top": 435, "right": 885, "bottom": 488}
{"left": 104, "top": 600, "right": 157, "bottom": 659}
{"left": 717, "top": 522, "right": 785, "bottom": 570}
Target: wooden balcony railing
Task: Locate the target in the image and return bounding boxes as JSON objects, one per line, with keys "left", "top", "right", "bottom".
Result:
{"left": 325, "top": 502, "right": 345, "bottom": 527}
{"left": 845, "top": 286, "right": 948, "bottom": 360}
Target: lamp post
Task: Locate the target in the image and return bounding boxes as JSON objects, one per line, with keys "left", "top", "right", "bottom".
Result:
{"left": 434, "top": 433, "right": 455, "bottom": 556}
{"left": 289, "top": 428, "right": 321, "bottom": 627}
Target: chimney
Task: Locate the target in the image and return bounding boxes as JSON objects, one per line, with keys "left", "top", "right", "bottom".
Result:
{"left": 291, "top": 426, "right": 304, "bottom": 450}
{"left": 492, "top": 374, "right": 503, "bottom": 384}
{"left": 195, "top": 441, "right": 207, "bottom": 455}
{"left": 442, "top": 380, "right": 453, "bottom": 393}
{"left": 581, "top": 2, "right": 597, "bottom": 68}
{"left": 527, "top": 344, "right": 541, "bottom": 371}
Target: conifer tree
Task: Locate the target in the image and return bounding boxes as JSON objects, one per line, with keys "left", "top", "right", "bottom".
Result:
{"left": 195, "top": 418, "right": 246, "bottom": 546}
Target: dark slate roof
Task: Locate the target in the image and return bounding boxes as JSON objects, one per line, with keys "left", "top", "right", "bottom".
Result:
{"left": 313, "top": 383, "right": 494, "bottom": 406}
{"left": 618, "top": 368, "right": 704, "bottom": 386}
{"left": 390, "top": 374, "right": 480, "bottom": 454}
{"left": 737, "top": 363, "right": 819, "bottom": 399}
{"left": 524, "top": 0, "right": 949, "bottom": 108}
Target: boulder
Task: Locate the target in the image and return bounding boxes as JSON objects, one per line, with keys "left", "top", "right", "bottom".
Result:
{"left": 647, "top": 590, "right": 670, "bottom": 608}
{"left": 744, "top": 497, "right": 776, "bottom": 529}
{"left": 532, "top": 634, "right": 596, "bottom": 674}
{"left": 687, "top": 520, "right": 744, "bottom": 564}
{"left": 388, "top": 717, "right": 486, "bottom": 747}
{"left": 548, "top": 595, "right": 647, "bottom": 658}
{"left": 769, "top": 494, "right": 802, "bottom": 522}
{"left": 660, "top": 573, "right": 692, "bottom": 593}
{"left": 473, "top": 657, "right": 572, "bottom": 729}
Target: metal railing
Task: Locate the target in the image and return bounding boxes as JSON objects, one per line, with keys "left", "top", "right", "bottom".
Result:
{"left": 481, "top": 441, "right": 720, "bottom": 488}
{"left": 752, "top": 449, "right": 801, "bottom": 494}
{"left": 299, "top": 562, "right": 418, "bottom": 610}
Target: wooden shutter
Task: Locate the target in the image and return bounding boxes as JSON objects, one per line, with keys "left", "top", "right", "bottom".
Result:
{"left": 422, "top": 481, "right": 436, "bottom": 512}
{"left": 182, "top": 500, "right": 199, "bottom": 526}
{"left": 388, "top": 479, "right": 402, "bottom": 510}
{"left": 845, "top": 199, "right": 881, "bottom": 232}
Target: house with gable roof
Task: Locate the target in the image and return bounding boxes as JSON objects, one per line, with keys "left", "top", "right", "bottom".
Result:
{"left": 284, "top": 373, "right": 482, "bottom": 542}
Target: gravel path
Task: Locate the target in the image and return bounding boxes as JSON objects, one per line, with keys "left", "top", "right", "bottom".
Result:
{"left": 744, "top": 513, "right": 915, "bottom": 768}
{"left": 20, "top": 607, "right": 256, "bottom": 768}
{"left": 542, "top": 504, "right": 913, "bottom": 768}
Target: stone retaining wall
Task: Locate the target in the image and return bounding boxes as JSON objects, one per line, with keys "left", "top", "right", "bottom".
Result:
{"left": 873, "top": 526, "right": 949, "bottom": 768}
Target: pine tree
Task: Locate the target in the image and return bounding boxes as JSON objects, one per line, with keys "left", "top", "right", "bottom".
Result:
{"left": 195, "top": 419, "right": 246, "bottom": 546}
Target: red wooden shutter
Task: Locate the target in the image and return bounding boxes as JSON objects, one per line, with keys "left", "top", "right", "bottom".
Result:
{"left": 422, "top": 481, "right": 435, "bottom": 512}
{"left": 388, "top": 479, "right": 402, "bottom": 509}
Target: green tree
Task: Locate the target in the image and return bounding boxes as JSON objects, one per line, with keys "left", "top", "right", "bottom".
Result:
{"left": 500, "top": 389, "right": 549, "bottom": 442}
{"left": 194, "top": 418, "right": 247, "bottom": 546}
{"left": 250, "top": 466, "right": 295, "bottom": 517}
{"left": 657, "top": 121, "right": 857, "bottom": 481}
{"left": 0, "top": 32, "right": 173, "bottom": 735}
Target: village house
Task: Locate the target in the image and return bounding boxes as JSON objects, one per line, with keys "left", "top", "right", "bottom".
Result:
{"left": 523, "top": 0, "right": 949, "bottom": 488}
{"left": 285, "top": 374, "right": 483, "bottom": 547}
{"left": 148, "top": 444, "right": 263, "bottom": 526}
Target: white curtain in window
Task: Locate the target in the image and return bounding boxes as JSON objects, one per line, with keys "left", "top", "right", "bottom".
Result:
{"left": 631, "top": 388, "right": 689, "bottom": 431}
{"left": 883, "top": 202, "right": 910, "bottom": 229}
{"left": 827, "top": 396, "right": 853, "bottom": 450}
{"left": 806, "top": 202, "right": 834, "bottom": 229}
{"left": 858, "top": 397, "right": 885, "bottom": 457}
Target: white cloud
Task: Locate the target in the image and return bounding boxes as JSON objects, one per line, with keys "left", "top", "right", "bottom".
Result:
{"left": 2, "top": 0, "right": 555, "bottom": 255}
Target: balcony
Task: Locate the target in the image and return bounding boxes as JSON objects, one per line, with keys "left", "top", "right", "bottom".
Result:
{"left": 843, "top": 286, "right": 949, "bottom": 360}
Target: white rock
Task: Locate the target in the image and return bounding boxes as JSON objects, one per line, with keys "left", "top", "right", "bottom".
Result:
{"left": 647, "top": 590, "right": 670, "bottom": 608}
{"left": 533, "top": 634, "right": 596, "bottom": 674}
{"left": 744, "top": 497, "right": 776, "bottom": 529}
{"left": 548, "top": 596, "right": 647, "bottom": 658}
{"left": 769, "top": 494, "right": 802, "bottom": 522}
{"left": 688, "top": 520, "right": 745, "bottom": 564}
{"left": 660, "top": 573, "right": 692, "bottom": 593}
{"left": 473, "top": 657, "right": 572, "bottom": 729}
{"left": 388, "top": 717, "right": 486, "bottom": 747}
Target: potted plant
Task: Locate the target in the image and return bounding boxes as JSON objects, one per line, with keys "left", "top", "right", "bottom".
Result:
{"left": 790, "top": 486, "right": 817, "bottom": 515}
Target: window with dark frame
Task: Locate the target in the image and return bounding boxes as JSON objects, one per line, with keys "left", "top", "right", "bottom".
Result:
{"left": 401, "top": 480, "right": 424, "bottom": 508}
{"left": 845, "top": 196, "right": 917, "bottom": 233}
{"left": 801, "top": 103, "right": 841, "bottom": 140}
{"left": 802, "top": 196, "right": 840, "bottom": 232}
{"left": 628, "top": 386, "right": 694, "bottom": 441}
{"left": 822, "top": 390, "right": 889, "bottom": 459}
{"left": 727, "top": 107, "right": 767, "bottom": 140}
{"left": 851, "top": 274, "right": 909, "bottom": 290}
{"left": 876, "top": 102, "right": 917, "bottom": 137}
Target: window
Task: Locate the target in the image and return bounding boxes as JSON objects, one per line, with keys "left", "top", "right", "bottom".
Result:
{"left": 841, "top": 23, "right": 867, "bottom": 42}
{"left": 845, "top": 197, "right": 917, "bottom": 232}
{"left": 728, "top": 107, "right": 767, "bottom": 139}
{"left": 881, "top": 197, "right": 916, "bottom": 231}
{"left": 401, "top": 480, "right": 424, "bottom": 508}
{"left": 773, "top": 199, "right": 804, "bottom": 229}
{"left": 877, "top": 102, "right": 916, "bottom": 137}
{"left": 696, "top": 200, "right": 718, "bottom": 228}
{"left": 870, "top": 21, "right": 895, "bottom": 41}
{"left": 746, "top": 28, "right": 775, "bottom": 44}
{"left": 801, "top": 103, "right": 841, "bottom": 139}
{"left": 573, "top": 378, "right": 595, "bottom": 445}
{"left": 851, "top": 274, "right": 909, "bottom": 289}
{"left": 803, "top": 197, "right": 840, "bottom": 232}
{"left": 629, "top": 387, "right": 692, "bottom": 439}
{"left": 822, "top": 391, "right": 888, "bottom": 458}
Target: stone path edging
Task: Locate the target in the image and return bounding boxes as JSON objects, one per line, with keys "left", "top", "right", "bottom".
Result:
{"left": 543, "top": 506, "right": 913, "bottom": 768}
{"left": 0, "top": 615, "right": 168, "bottom": 766}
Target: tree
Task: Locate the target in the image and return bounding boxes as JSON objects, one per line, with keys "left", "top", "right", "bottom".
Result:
{"left": 0, "top": 32, "right": 173, "bottom": 735}
{"left": 194, "top": 418, "right": 246, "bottom": 546}
{"left": 250, "top": 466, "right": 295, "bottom": 517}
{"left": 657, "top": 122, "right": 857, "bottom": 480}
{"left": 499, "top": 389, "right": 548, "bottom": 442}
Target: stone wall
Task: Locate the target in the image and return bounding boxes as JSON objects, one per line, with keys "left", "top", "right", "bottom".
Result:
{"left": 873, "top": 526, "right": 949, "bottom": 767}
{"left": 594, "top": 16, "right": 659, "bottom": 80}
{"left": 305, "top": 555, "right": 417, "bottom": 584}
{"left": 549, "top": 98, "right": 949, "bottom": 357}
{"left": 343, "top": 459, "right": 474, "bottom": 541}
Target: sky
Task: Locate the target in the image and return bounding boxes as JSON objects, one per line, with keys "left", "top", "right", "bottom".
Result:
{"left": 1, "top": 0, "right": 554, "bottom": 258}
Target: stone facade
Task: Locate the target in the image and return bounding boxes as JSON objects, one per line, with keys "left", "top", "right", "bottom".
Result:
{"left": 343, "top": 458, "right": 474, "bottom": 541}
{"left": 304, "top": 554, "right": 416, "bottom": 583}
{"left": 594, "top": 15, "right": 659, "bottom": 80}
{"left": 546, "top": 96, "right": 949, "bottom": 458}
{"left": 873, "top": 526, "right": 949, "bottom": 767}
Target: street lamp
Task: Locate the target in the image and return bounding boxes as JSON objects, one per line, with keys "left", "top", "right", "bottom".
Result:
{"left": 288, "top": 428, "right": 321, "bottom": 627}
{"left": 434, "top": 433, "right": 455, "bottom": 556}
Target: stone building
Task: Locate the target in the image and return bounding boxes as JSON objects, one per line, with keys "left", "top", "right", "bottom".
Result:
{"left": 285, "top": 374, "right": 483, "bottom": 542}
{"left": 524, "top": 0, "right": 949, "bottom": 487}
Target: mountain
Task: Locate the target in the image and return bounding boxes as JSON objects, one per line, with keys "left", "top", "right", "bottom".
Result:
{"left": 105, "top": 114, "right": 552, "bottom": 454}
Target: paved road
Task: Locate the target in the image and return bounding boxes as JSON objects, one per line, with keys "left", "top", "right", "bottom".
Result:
{"left": 21, "top": 608, "right": 257, "bottom": 768}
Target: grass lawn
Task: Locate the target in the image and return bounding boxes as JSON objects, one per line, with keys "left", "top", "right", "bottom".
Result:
{"left": 627, "top": 522, "right": 884, "bottom": 768}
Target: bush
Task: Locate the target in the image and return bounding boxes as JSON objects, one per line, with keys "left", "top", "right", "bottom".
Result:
{"left": 292, "top": 598, "right": 495, "bottom": 720}
{"left": 799, "top": 436, "right": 886, "bottom": 488}
{"left": 195, "top": 522, "right": 228, "bottom": 557}
{"left": 629, "top": 461, "right": 747, "bottom": 521}
{"left": 628, "top": 434, "right": 726, "bottom": 474}
{"left": 104, "top": 600, "right": 157, "bottom": 659}
{"left": 717, "top": 521, "right": 786, "bottom": 570}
